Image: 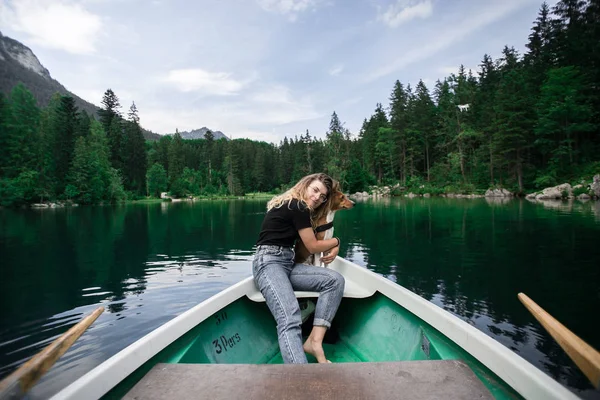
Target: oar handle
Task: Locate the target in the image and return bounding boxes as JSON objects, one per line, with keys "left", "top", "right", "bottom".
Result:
{"left": 0, "top": 306, "right": 104, "bottom": 400}
{"left": 518, "top": 293, "right": 600, "bottom": 389}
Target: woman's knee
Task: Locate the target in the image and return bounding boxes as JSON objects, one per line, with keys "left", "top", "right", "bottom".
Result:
{"left": 327, "top": 270, "right": 345, "bottom": 290}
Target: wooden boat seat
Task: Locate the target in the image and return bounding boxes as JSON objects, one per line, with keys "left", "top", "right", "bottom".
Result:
{"left": 246, "top": 276, "right": 374, "bottom": 302}
{"left": 124, "top": 360, "right": 494, "bottom": 399}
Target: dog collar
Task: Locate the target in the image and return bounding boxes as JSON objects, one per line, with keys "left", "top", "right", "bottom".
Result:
{"left": 315, "top": 221, "right": 333, "bottom": 233}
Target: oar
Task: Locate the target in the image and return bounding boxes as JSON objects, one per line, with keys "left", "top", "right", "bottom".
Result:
{"left": 0, "top": 306, "right": 104, "bottom": 400}
{"left": 518, "top": 293, "right": 600, "bottom": 389}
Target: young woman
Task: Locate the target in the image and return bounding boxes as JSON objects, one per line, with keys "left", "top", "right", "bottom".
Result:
{"left": 253, "top": 173, "right": 344, "bottom": 364}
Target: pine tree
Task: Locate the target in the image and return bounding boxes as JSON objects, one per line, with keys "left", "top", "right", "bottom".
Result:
{"left": 99, "top": 89, "right": 125, "bottom": 172}
{"left": 536, "top": 66, "right": 594, "bottom": 169}
{"left": 252, "top": 146, "right": 267, "bottom": 192}
{"left": 99, "top": 89, "right": 121, "bottom": 132}
{"left": 411, "top": 80, "right": 436, "bottom": 181}
{"left": 345, "top": 159, "right": 370, "bottom": 193}
{"left": 168, "top": 130, "right": 185, "bottom": 187}
{"left": 53, "top": 95, "right": 79, "bottom": 195}
{"left": 2, "top": 83, "right": 41, "bottom": 179}
{"left": 303, "top": 129, "right": 313, "bottom": 174}
{"left": 493, "top": 47, "right": 534, "bottom": 192}
{"left": 76, "top": 110, "right": 91, "bottom": 139}
{"left": 474, "top": 54, "right": 500, "bottom": 184}
{"left": 370, "top": 103, "right": 390, "bottom": 183}
{"left": 582, "top": 0, "right": 600, "bottom": 155}
{"left": 375, "top": 127, "right": 396, "bottom": 182}
{"left": 525, "top": 2, "right": 555, "bottom": 87}
{"left": 552, "top": 0, "right": 588, "bottom": 68}
{"left": 434, "top": 79, "right": 464, "bottom": 183}
{"left": 326, "top": 111, "right": 344, "bottom": 182}
{"left": 155, "top": 135, "right": 171, "bottom": 173}
{"left": 389, "top": 81, "right": 409, "bottom": 183}
{"left": 279, "top": 137, "right": 294, "bottom": 185}
{"left": 67, "top": 120, "right": 124, "bottom": 203}
{"left": 204, "top": 130, "right": 214, "bottom": 185}
{"left": 124, "top": 102, "right": 147, "bottom": 194}
{"left": 108, "top": 117, "right": 124, "bottom": 170}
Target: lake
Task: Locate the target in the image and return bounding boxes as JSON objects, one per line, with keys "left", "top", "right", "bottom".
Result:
{"left": 1, "top": 198, "right": 599, "bottom": 399}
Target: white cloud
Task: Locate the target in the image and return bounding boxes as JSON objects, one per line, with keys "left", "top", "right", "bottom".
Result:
{"left": 1, "top": 0, "right": 102, "bottom": 54}
{"left": 257, "top": 0, "right": 325, "bottom": 20}
{"left": 328, "top": 64, "right": 344, "bottom": 76}
{"left": 139, "top": 83, "right": 322, "bottom": 142}
{"left": 379, "top": 0, "right": 433, "bottom": 28}
{"left": 366, "top": 1, "right": 531, "bottom": 82}
{"left": 163, "top": 69, "right": 248, "bottom": 95}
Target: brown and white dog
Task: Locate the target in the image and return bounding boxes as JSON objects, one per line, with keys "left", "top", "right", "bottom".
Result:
{"left": 294, "top": 185, "right": 355, "bottom": 266}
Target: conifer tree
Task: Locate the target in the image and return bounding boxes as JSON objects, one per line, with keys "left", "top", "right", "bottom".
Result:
{"left": 205, "top": 130, "right": 214, "bottom": 185}
{"left": 168, "top": 130, "right": 185, "bottom": 187}
{"left": 493, "top": 47, "right": 533, "bottom": 192}
{"left": 536, "top": 66, "right": 594, "bottom": 169}
{"left": 525, "top": 2, "right": 555, "bottom": 88}
{"left": 2, "top": 83, "right": 41, "bottom": 178}
{"left": 412, "top": 80, "right": 436, "bottom": 181}
{"left": 326, "top": 111, "right": 345, "bottom": 182}
{"left": 552, "top": 0, "right": 588, "bottom": 68}
{"left": 474, "top": 54, "right": 500, "bottom": 184}
{"left": 389, "top": 81, "right": 409, "bottom": 183}
{"left": 371, "top": 103, "right": 390, "bottom": 183}
{"left": 124, "top": 102, "right": 147, "bottom": 194}
{"left": 99, "top": 89, "right": 125, "bottom": 172}
{"left": 53, "top": 95, "right": 79, "bottom": 195}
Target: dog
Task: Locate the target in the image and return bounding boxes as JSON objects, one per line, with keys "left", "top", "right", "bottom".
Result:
{"left": 294, "top": 184, "right": 355, "bottom": 266}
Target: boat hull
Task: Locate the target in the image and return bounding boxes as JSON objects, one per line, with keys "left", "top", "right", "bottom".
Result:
{"left": 51, "top": 257, "right": 579, "bottom": 400}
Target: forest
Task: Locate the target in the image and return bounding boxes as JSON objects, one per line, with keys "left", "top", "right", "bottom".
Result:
{"left": 0, "top": 0, "right": 598, "bottom": 206}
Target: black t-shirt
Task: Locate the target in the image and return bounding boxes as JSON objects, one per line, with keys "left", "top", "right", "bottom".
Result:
{"left": 256, "top": 199, "right": 313, "bottom": 247}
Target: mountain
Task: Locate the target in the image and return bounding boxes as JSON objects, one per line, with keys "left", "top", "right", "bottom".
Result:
{"left": 0, "top": 31, "right": 160, "bottom": 141}
{"left": 170, "top": 127, "right": 230, "bottom": 141}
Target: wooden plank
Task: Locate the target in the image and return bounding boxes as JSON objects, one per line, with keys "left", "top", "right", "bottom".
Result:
{"left": 125, "top": 360, "right": 493, "bottom": 400}
{"left": 519, "top": 292, "right": 600, "bottom": 389}
{"left": 0, "top": 307, "right": 104, "bottom": 400}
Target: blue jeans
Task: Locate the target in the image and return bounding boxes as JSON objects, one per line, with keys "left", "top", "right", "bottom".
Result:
{"left": 252, "top": 244, "right": 345, "bottom": 363}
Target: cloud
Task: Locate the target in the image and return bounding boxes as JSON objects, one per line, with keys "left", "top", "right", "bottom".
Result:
{"left": 139, "top": 83, "right": 322, "bottom": 143}
{"left": 366, "top": 1, "right": 531, "bottom": 82}
{"left": 256, "top": 0, "right": 325, "bottom": 20}
{"left": 379, "top": 0, "right": 433, "bottom": 28}
{"left": 163, "top": 69, "right": 249, "bottom": 95}
{"left": 328, "top": 64, "right": 344, "bottom": 76}
{"left": 0, "top": 0, "right": 102, "bottom": 54}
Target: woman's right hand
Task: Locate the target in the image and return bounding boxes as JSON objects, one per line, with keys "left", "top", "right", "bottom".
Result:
{"left": 321, "top": 244, "right": 339, "bottom": 265}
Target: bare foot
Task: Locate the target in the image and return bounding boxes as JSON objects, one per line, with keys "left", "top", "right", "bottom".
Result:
{"left": 303, "top": 337, "right": 329, "bottom": 363}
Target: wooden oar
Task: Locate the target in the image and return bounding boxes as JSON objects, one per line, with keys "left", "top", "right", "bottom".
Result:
{"left": 518, "top": 293, "right": 600, "bottom": 389}
{"left": 0, "top": 306, "right": 104, "bottom": 400}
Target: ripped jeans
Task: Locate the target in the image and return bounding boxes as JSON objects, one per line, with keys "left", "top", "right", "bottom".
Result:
{"left": 252, "top": 244, "right": 345, "bottom": 363}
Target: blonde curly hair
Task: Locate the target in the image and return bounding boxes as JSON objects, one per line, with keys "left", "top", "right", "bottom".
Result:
{"left": 267, "top": 173, "right": 334, "bottom": 229}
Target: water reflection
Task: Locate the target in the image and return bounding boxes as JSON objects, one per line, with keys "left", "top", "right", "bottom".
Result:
{"left": 1, "top": 198, "right": 599, "bottom": 399}
{"left": 339, "top": 198, "right": 600, "bottom": 399}
{"left": 0, "top": 201, "right": 264, "bottom": 398}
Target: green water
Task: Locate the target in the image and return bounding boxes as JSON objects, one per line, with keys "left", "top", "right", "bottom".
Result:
{"left": 1, "top": 198, "right": 599, "bottom": 399}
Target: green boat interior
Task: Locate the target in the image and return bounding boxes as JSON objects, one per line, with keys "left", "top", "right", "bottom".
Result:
{"left": 106, "top": 293, "right": 522, "bottom": 399}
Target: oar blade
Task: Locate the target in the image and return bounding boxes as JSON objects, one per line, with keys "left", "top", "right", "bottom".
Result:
{"left": 0, "top": 306, "right": 104, "bottom": 400}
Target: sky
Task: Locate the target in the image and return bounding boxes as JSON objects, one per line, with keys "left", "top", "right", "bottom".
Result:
{"left": 0, "top": 0, "right": 558, "bottom": 143}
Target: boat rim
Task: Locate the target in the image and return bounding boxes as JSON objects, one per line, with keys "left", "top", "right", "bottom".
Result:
{"left": 50, "top": 257, "right": 579, "bottom": 400}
